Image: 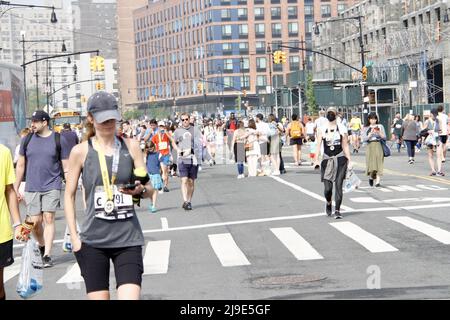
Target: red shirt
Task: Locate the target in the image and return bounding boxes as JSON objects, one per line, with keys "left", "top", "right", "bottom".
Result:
{"left": 151, "top": 132, "right": 171, "bottom": 156}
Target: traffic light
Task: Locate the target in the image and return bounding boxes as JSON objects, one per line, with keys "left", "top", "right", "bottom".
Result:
{"left": 273, "top": 50, "right": 281, "bottom": 64}
{"left": 362, "top": 66, "right": 368, "bottom": 81}
{"left": 81, "top": 96, "right": 87, "bottom": 103}
{"left": 197, "top": 82, "right": 203, "bottom": 93}
{"left": 95, "top": 82, "right": 105, "bottom": 90}
{"left": 90, "top": 57, "right": 97, "bottom": 72}
{"left": 96, "top": 56, "right": 105, "bottom": 72}
{"left": 280, "top": 51, "right": 287, "bottom": 64}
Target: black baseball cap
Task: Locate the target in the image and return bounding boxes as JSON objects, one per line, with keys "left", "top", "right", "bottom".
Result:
{"left": 87, "top": 91, "right": 121, "bottom": 123}
{"left": 31, "top": 110, "right": 50, "bottom": 122}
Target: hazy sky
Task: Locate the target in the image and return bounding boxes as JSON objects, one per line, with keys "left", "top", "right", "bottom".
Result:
{"left": 12, "top": 0, "right": 71, "bottom": 7}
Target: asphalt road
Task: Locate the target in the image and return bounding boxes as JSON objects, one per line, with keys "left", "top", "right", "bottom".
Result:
{"left": 4, "top": 144, "right": 450, "bottom": 300}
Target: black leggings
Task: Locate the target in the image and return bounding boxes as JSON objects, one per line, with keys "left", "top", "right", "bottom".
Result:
{"left": 323, "top": 160, "right": 348, "bottom": 211}
{"left": 405, "top": 140, "right": 417, "bottom": 158}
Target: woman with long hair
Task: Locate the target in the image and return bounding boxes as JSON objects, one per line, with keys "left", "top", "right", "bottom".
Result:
{"left": 423, "top": 109, "right": 442, "bottom": 176}
{"left": 362, "top": 112, "right": 386, "bottom": 187}
{"left": 231, "top": 121, "right": 248, "bottom": 179}
{"left": 401, "top": 113, "right": 420, "bottom": 164}
{"left": 64, "top": 92, "right": 153, "bottom": 300}
{"left": 314, "top": 107, "right": 352, "bottom": 219}
{"left": 246, "top": 119, "right": 261, "bottom": 177}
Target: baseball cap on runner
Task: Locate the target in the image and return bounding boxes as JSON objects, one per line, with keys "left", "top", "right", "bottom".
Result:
{"left": 87, "top": 91, "right": 121, "bottom": 123}
{"left": 31, "top": 110, "right": 50, "bottom": 122}
{"left": 158, "top": 121, "right": 165, "bottom": 127}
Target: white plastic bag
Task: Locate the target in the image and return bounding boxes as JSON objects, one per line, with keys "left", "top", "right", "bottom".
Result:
{"left": 343, "top": 169, "right": 361, "bottom": 193}
{"left": 16, "top": 236, "right": 43, "bottom": 299}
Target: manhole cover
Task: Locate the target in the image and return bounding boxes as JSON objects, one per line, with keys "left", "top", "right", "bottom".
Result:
{"left": 253, "top": 275, "right": 326, "bottom": 286}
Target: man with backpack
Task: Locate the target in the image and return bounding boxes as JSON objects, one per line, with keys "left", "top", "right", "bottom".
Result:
{"left": 13, "top": 110, "right": 71, "bottom": 268}
{"left": 286, "top": 114, "right": 305, "bottom": 166}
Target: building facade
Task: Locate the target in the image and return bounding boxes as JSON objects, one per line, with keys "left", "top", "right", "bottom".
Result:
{"left": 133, "top": 0, "right": 358, "bottom": 116}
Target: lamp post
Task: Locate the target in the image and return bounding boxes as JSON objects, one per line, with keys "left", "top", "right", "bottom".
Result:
{"left": 314, "top": 15, "right": 368, "bottom": 121}
{"left": 0, "top": 1, "right": 58, "bottom": 22}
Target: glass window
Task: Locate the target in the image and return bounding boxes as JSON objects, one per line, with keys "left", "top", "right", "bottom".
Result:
{"left": 257, "top": 75, "right": 267, "bottom": 86}
{"left": 256, "top": 41, "right": 265, "bottom": 50}
{"left": 241, "top": 58, "right": 249, "bottom": 69}
{"left": 271, "top": 7, "right": 281, "bottom": 18}
{"left": 255, "top": 23, "right": 265, "bottom": 34}
{"left": 288, "top": 22, "right": 298, "bottom": 34}
{"left": 288, "top": 6, "right": 297, "bottom": 17}
{"left": 239, "top": 24, "right": 248, "bottom": 35}
{"left": 224, "top": 59, "right": 233, "bottom": 70}
{"left": 256, "top": 57, "right": 267, "bottom": 69}
{"left": 254, "top": 7, "right": 264, "bottom": 18}
{"left": 222, "top": 25, "right": 232, "bottom": 36}
{"left": 321, "top": 5, "right": 331, "bottom": 16}
{"left": 222, "top": 43, "right": 232, "bottom": 51}
{"left": 221, "top": 9, "right": 231, "bottom": 19}
{"left": 304, "top": 5, "right": 313, "bottom": 15}
{"left": 237, "top": 8, "right": 247, "bottom": 18}
{"left": 271, "top": 23, "right": 282, "bottom": 35}
{"left": 223, "top": 76, "right": 233, "bottom": 88}
{"left": 338, "top": 4, "right": 346, "bottom": 12}
{"left": 239, "top": 42, "right": 249, "bottom": 50}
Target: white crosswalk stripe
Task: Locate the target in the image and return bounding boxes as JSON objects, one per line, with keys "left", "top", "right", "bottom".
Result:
{"left": 330, "top": 222, "right": 398, "bottom": 253}
{"left": 143, "top": 240, "right": 171, "bottom": 274}
{"left": 388, "top": 216, "right": 450, "bottom": 244}
{"left": 271, "top": 227, "right": 323, "bottom": 260}
{"left": 208, "top": 233, "right": 251, "bottom": 267}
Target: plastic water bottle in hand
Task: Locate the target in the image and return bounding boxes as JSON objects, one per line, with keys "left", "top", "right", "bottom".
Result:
{"left": 62, "top": 222, "right": 80, "bottom": 253}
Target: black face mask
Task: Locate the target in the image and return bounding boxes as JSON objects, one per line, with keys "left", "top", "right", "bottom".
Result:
{"left": 327, "top": 113, "right": 336, "bottom": 122}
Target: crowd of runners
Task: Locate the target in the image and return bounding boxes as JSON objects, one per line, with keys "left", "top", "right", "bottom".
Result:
{"left": 1, "top": 90, "right": 450, "bottom": 300}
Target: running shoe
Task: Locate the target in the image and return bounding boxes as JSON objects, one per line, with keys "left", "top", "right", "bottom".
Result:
{"left": 43, "top": 255, "right": 53, "bottom": 268}
{"left": 182, "top": 202, "right": 188, "bottom": 210}
{"left": 375, "top": 183, "right": 381, "bottom": 187}
{"left": 430, "top": 172, "right": 437, "bottom": 176}
{"left": 185, "top": 202, "right": 193, "bottom": 211}
{"left": 437, "top": 172, "right": 445, "bottom": 176}
{"left": 326, "top": 203, "right": 332, "bottom": 217}
{"left": 334, "top": 211, "right": 343, "bottom": 219}
{"left": 163, "top": 186, "right": 170, "bottom": 192}
{"left": 151, "top": 206, "right": 157, "bottom": 213}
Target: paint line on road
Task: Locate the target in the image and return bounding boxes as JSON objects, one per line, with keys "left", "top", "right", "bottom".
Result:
{"left": 56, "top": 262, "right": 84, "bottom": 284}
{"left": 387, "top": 185, "right": 421, "bottom": 192}
{"left": 271, "top": 176, "right": 354, "bottom": 211}
{"left": 208, "top": 233, "right": 251, "bottom": 267}
{"left": 330, "top": 221, "right": 398, "bottom": 253}
{"left": 4, "top": 257, "right": 21, "bottom": 283}
{"left": 143, "top": 240, "right": 171, "bottom": 274}
{"left": 349, "top": 197, "right": 380, "bottom": 203}
{"left": 388, "top": 216, "right": 450, "bottom": 245}
{"left": 161, "top": 218, "right": 169, "bottom": 230}
{"left": 271, "top": 227, "right": 323, "bottom": 260}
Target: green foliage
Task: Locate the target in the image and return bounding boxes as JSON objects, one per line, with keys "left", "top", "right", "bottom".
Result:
{"left": 26, "top": 88, "right": 47, "bottom": 117}
{"left": 123, "top": 109, "right": 144, "bottom": 120}
{"left": 305, "top": 73, "right": 317, "bottom": 115}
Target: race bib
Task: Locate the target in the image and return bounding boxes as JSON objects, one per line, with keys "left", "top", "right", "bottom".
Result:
{"left": 395, "top": 124, "right": 401, "bottom": 129}
{"left": 158, "top": 141, "right": 168, "bottom": 150}
{"left": 94, "top": 185, "right": 134, "bottom": 220}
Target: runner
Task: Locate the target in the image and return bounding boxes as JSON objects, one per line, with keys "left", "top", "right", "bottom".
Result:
{"left": 204, "top": 120, "right": 216, "bottom": 165}
{"left": 391, "top": 112, "right": 403, "bottom": 153}
{"left": 314, "top": 107, "right": 352, "bottom": 219}
{"left": 286, "top": 114, "right": 305, "bottom": 166}
{"left": 231, "top": 121, "right": 247, "bottom": 179}
{"left": 145, "top": 141, "right": 162, "bottom": 213}
{"left": 151, "top": 121, "right": 171, "bottom": 192}
{"left": 0, "top": 144, "right": 28, "bottom": 300}
{"left": 305, "top": 117, "right": 315, "bottom": 142}
{"left": 171, "top": 112, "right": 203, "bottom": 211}
{"left": 64, "top": 91, "right": 152, "bottom": 300}
{"left": 245, "top": 119, "right": 261, "bottom": 177}
{"left": 225, "top": 113, "right": 238, "bottom": 160}
{"left": 268, "top": 114, "right": 283, "bottom": 176}
{"left": 362, "top": 112, "right": 386, "bottom": 187}
{"left": 14, "top": 110, "right": 71, "bottom": 268}
{"left": 436, "top": 105, "right": 448, "bottom": 165}
{"left": 349, "top": 114, "right": 362, "bottom": 153}
{"left": 423, "top": 110, "right": 440, "bottom": 176}
{"left": 314, "top": 110, "right": 328, "bottom": 138}
{"left": 255, "top": 114, "right": 270, "bottom": 176}
{"left": 401, "top": 114, "right": 420, "bottom": 164}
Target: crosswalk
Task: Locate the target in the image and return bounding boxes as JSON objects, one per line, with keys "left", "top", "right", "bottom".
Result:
{"left": 5, "top": 216, "right": 450, "bottom": 286}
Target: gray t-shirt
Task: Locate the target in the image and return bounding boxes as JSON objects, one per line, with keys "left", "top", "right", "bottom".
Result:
{"left": 173, "top": 125, "right": 203, "bottom": 164}
{"left": 19, "top": 132, "right": 71, "bottom": 192}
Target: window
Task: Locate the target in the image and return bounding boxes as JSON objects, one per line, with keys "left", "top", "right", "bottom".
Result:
{"left": 222, "top": 43, "right": 232, "bottom": 53}
{"left": 304, "top": 5, "right": 313, "bottom": 15}
{"left": 338, "top": 4, "right": 346, "bottom": 13}
{"left": 240, "top": 58, "right": 249, "bottom": 70}
{"left": 237, "top": 8, "right": 247, "bottom": 19}
{"left": 256, "top": 41, "right": 266, "bottom": 53}
{"left": 256, "top": 57, "right": 267, "bottom": 70}
{"left": 254, "top": 7, "right": 264, "bottom": 19}
{"left": 321, "top": 5, "right": 331, "bottom": 17}
{"left": 221, "top": 9, "right": 231, "bottom": 19}
{"left": 240, "top": 76, "right": 250, "bottom": 88}
{"left": 271, "top": 23, "right": 282, "bottom": 37}
{"left": 239, "top": 42, "right": 249, "bottom": 53}
{"left": 223, "top": 76, "right": 233, "bottom": 89}
{"left": 222, "top": 25, "right": 232, "bottom": 36}
{"left": 306, "top": 21, "right": 314, "bottom": 33}
{"left": 287, "top": 6, "right": 297, "bottom": 18}
{"left": 224, "top": 59, "right": 233, "bottom": 71}
{"left": 239, "top": 24, "right": 248, "bottom": 35}
{"left": 289, "top": 56, "right": 300, "bottom": 70}
{"left": 288, "top": 22, "right": 298, "bottom": 35}
{"left": 257, "top": 75, "right": 267, "bottom": 86}
{"left": 271, "top": 7, "right": 281, "bottom": 19}
{"left": 255, "top": 23, "right": 265, "bottom": 35}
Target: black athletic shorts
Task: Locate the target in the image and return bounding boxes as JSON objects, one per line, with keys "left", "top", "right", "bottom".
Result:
{"left": 0, "top": 239, "right": 14, "bottom": 268}
{"left": 439, "top": 135, "right": 448, "bottom": 144}
{"left": 74, "top": 243, "right": 143, "bottom": 294}
{"left": 290, "top": 138, "right": 303, "bottom": 146}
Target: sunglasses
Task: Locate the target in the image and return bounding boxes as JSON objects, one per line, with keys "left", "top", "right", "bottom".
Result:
{"left": 181, "top": 118, "right": 189, "bottom": 121}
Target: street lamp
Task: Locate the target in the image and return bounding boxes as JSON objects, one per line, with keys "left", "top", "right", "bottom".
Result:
{"left": 0, "top": 1, "right": 58, "bottom": 23}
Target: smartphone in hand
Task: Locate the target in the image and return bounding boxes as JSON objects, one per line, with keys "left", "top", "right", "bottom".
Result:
{"left": 122, "top": 183, "right": 136, "bottom": 190}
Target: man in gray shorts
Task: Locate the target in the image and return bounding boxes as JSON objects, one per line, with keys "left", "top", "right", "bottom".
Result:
{"left": 14, "top": 110, "right": 71, "bottom": 267}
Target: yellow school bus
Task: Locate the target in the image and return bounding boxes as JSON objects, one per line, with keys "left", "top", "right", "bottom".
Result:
{"left": 50, "top": 109, "right": 82, "bottom": 133}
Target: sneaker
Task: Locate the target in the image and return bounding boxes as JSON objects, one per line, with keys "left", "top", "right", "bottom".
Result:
{"left": 182, "top": 201, "right": 188, "bottom": 210}
{"left": 369, "top": 179, "right": 374, "bottom": 187}
{"left": 158, "top": 189, "right": 164, "bottom": 194}
{"left": 375, "top": 183, "right": 381, "bottom": 187}
{"left": 326, "top": 203, "right": 332, "bottom": 217}
{"left": 39, "top": 246, "right": 45, "bottom": 258}
{"left": 185, "top": 202, "right": 192, "bottom": 211}
{"left": 280, "top": 169, "right": 287, "bottom": 174}
{"left": 163, "top": 186, "right": 170, "bottom": 193}
{"left": 437, "top": 172, "right": 445, "bottom": 176}
{"left": 408, "top": 159, "right": 413, "bottom": 164}
{"left": 430, "top": 171, "right": 437, "bottom": 176}
{"left": 42, "top": 255, "right": 53, "bottom": 268}
{"left": 237, "top": 174, "right": 243, "bottom": 179}
{"left": 443, "top": 159, "right": 446, "bottom": 163}
{"left": 334, "top": 211, "right": 343, "bottom": 219}
{"left": 151, "top": 205, "right": 157, "bottom": 213}
{"left": 198, "top": 166, "right": 203, "bottom": 171}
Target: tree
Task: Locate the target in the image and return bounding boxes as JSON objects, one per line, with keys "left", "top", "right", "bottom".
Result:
{"left": 26, "top": 88, "right": 47, "bottom": 117}
{"left": 305, "top": 73, "right": 317, "bottom": 115}
{"left": 123, "top": 109, "right": 144, "bottom": 120}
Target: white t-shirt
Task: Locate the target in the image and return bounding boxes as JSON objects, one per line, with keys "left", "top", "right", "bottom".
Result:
{"left": 305, "top": 122, "right": 315, "bottom": 135}
{"left": 438, "top": 113, "right": 448, "bottom": 135}
{"left": 314, "top": 117, "right": 329, "bottom": 134}
{"left": 256, "top": 121, "right": 270, "bottom": 143}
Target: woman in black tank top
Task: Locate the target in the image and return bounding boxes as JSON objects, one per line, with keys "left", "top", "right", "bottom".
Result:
{"left": 314, "top": 107, "right": 352, "bottom": 219}
{"left": 64, "top": 92, "right": 153, "bottom": 300}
